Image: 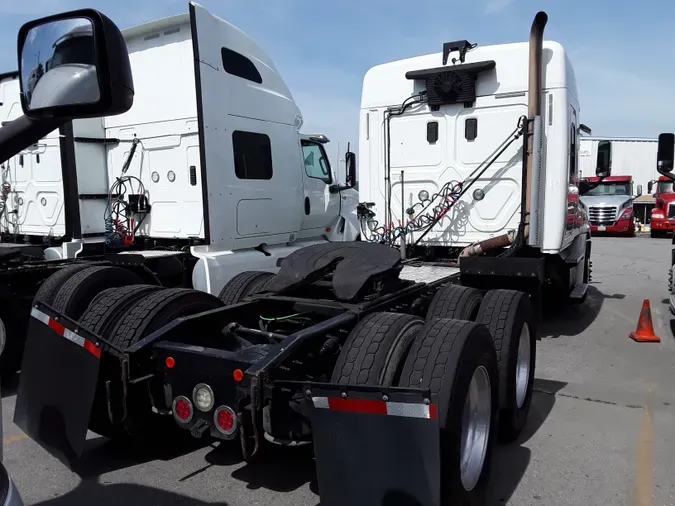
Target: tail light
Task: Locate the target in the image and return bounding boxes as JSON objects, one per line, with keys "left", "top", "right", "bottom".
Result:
{"left": 173, "top": 396, "right": 194, "bottom": 424}
{"left": 213, "top": 406, "right": 237, "bottom": 436}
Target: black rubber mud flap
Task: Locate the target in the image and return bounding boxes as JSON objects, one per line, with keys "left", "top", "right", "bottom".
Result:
{"left": 309, "top": 384, "right": 441, "bottom": 506}
{"left": 13, "top": 304, "right": 102, "bottom": 469}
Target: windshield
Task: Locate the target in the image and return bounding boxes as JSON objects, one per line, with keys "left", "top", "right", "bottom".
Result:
{"left": 47, "top": 36, "right": 95, "bottom": 70}
{"left": 657, "top": 180, "right": 674, "bottom": 194}
{"left": 581, "top": 182, "right": 630, "bottom": 197}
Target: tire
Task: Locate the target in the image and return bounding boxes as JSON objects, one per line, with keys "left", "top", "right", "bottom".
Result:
{"left": 1, "top": 264, "right": 92, "bottom": 380}
{"left": 426, "top": 285, "right": 483, "bottom": 321}
{"left": 52, "top": 266, "right": 145, "bottom": 320}
{"left": 476, "top": 289, "right": 536, "bottom": 443}
{"left": 218, "top": 271, "right": 275, "bottom": 306}
{"left": 79, "top": 284, "right": 164, "bottom": 436}
{"left": 398, "top": 318, "right": 499, "bottom": 505}
{"left": 101, "top": 288, "right": 224, "bottom": 438}
{"left": 651, "top": 230, "right": 664, "bottom": 238}
{"left": 33, "top": 263, "right": 91, "bottom": 305}
{"left": 331, "top": 312, "right": 424, "bottom": 386}
{"left": 78, "top": 284, "right": 164, "bottom": 345}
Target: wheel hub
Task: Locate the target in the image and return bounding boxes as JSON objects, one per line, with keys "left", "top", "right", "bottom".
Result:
{"left": 515, "top": 323, "right": 531, "bottom": 409}
{"left": 459, "top": 364, "right": 492, "bottom": 491}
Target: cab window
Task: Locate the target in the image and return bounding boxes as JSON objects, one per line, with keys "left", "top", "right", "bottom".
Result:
{"left": 302, "top": 142, "right": 331, "bottom": 184}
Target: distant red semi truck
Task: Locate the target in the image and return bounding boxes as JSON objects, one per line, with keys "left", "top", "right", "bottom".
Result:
{"left": 579, "top": 175, "right": 637, "bottom": 236}
{"left": 648, "top": 175, "right": 675, "bottom": 238}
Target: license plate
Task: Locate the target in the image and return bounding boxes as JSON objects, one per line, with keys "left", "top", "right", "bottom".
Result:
{"left": 598, "top": 225, "right": 606, "bottom": 231}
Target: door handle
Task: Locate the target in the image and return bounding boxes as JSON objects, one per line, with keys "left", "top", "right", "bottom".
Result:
{"left": 304, "top": 197, "right": 310, "bottom": 215}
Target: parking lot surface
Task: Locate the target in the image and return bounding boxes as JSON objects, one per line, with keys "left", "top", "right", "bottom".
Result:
{"left": 3, "top": 235, "right": 675, "bottom": 505}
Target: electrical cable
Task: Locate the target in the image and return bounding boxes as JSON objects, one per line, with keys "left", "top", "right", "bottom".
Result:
{"left": 104, "top": 141, "right": 149, "bottom": 248}
{"left": 361, "top": 115, "right": 528, "bottom": 249}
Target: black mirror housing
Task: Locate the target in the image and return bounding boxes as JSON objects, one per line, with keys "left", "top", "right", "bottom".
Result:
{"left": 17, "top": 8, "right": 133, "bottom": 120}
{"left": 329, "top": 150, "right": 357, "bottom": 194}
{"left": 595, "top": 139, "right": 611, "bottom": 178}
{"left": 648, "top": 181, "right": 654, "bottom": 194}
{"left": 657, "top": 133, "right": 675, "bottom": 175}
{"left": 346, "top": 151, "right": 357, "bottom": 188}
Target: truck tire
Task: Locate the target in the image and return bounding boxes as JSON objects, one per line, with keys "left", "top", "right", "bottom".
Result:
{"left": 101, "top": 288, "right": 224, "bottom": 438}
{"left": 426, "top": 285, "right": 483, "bottom": 321}
{"left": 52, "top": 266, "right": 145, "bottom": 321}
{"left": 79, "top": 284, "right": 164, "bottom": 436}
{"left": 218, "top": 271, "right": 275, "bottom": 305}
{"left": 78, "top": 284, "right": 164, "bottom": 340}
{"left": 476, "top": 289, "right": 536, "bottom": 443}
{"left": 331, "top": 312, "right": 424, "bottom": 386}
{"left": 398, "top": 318, "right": 498, "bottom": 505}
{"left": 0, "top": 264, "right": 92, "bottom": 380}
{"left": 33, "top": 263, "right": 91, "bottom": 305}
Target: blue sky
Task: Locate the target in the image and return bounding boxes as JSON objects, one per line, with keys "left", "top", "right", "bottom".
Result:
{"left": 1, "top": 0, "right": 674, "bottom": 167}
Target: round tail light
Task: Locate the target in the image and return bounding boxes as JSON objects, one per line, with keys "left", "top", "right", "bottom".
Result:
{"left": 193, "top": 383, "right": 215, "bottom": 412}
{"left": 173, "top": 396, "right": 193, "bottom": 424}
{"left": 213, "top": 406, "right": 237, "bottom": 436}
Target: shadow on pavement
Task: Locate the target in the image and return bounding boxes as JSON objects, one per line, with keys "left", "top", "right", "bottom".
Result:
{"left": 488, "top": 378, "right": 567, "bottom": 504}
{"left": 541, "top": 286, "right": 607, "bottom": 338}
{"left": 72, "top": 432, "right": 212, "bottom": 479}
{"left": 1, "top": 373, "right": 18, "bottom": 399}
{"left": 222, "top": 443, "right": 318, "bottom": 493}
{"left": 33, "top": 479, "right": 222, "bottom": 506}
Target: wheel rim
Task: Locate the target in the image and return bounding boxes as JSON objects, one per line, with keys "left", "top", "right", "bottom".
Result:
{"left": 515, "top": 324, "right": 531, "bottom": 409}
{"left": 460, "top": 365, "right": 492, "bottom": 491}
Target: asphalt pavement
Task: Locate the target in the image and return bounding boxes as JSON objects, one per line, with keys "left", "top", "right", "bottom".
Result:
{"left": 3, "top": 235, "right": 675, "bottom": 505}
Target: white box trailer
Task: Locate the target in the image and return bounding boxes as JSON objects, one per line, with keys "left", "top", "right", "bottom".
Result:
{"left": 579, "top": 136, "right": 658, "bottom": 192}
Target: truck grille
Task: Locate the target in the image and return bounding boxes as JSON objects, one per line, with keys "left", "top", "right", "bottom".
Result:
{"left": 669, "top": 204, "right": 675, "bottom": 219}
{"left": 588, "top": 206, "right": 617, "bottom": 225}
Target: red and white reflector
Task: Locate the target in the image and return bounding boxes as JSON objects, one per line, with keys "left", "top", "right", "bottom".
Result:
{"left": 213, "top": 405, "right": 237, "bottom": 436}
{"left": 312, "top": 396, "right": 437, "bottom": 420}
{"left": 31, "top": 307, "right": 101, "bottom": 359}
{"left": 173, "top": 396, "right": 194, "bottom": 424}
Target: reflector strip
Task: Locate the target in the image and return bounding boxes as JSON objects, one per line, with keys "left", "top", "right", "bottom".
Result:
{"left": 312, "top": 396, "right": 437, "bottom": 420}
{"left": 31, "top": 307, "right": 101, "bottom": 359}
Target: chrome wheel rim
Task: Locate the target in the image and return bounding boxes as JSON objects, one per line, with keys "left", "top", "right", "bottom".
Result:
{"left": 515, "top": 324, "right": 531, "bottom": 409}
{"left": 460, "top": 365, "right": 492, "bottom": 491}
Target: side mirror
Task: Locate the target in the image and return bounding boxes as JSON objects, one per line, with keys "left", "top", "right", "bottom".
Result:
{"left": 636, "top": 184, "right": 642, "bottom": 197}
{"left": 345, "top": 151, "right": 356, "bottom": 188}
{"left": 595, "top": 140, "right": 611, "bottom": 178}
{"left": 18, "top": 9, "right": 133, "bottom": 119}
{"left": 329, "top": 146, "right": 357, "bottom": 193}
{"left": 648, "top": 181, "right": 654, "bottom": 194}
{"left": 657, "top": 133, "right": 675, "bottom": 177}
{"left": 579, "top": 123, "right": 592, "bottom": 135}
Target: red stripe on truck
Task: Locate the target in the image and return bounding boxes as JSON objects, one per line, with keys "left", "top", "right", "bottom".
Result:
{"left": 313, "top": 396, "right": 437, "bottom": 420}
{"left": 31, "top": 307, "right": 101, "bottom": 360}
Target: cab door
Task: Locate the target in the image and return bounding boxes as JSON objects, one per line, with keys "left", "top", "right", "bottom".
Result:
{"left": 300, "top": 140, "right": 339, "bottom": 233}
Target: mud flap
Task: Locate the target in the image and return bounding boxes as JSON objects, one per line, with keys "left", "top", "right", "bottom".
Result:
{"left": 309, "top": 384, "right": 441, "bottom": 506}
{"left": 13, "top": 306, "right": 102, "bottom": 469}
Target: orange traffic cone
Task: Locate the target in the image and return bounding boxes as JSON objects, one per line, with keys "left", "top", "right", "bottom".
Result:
{"left": 629, "top": 299, "right": 661, "bottom": 343}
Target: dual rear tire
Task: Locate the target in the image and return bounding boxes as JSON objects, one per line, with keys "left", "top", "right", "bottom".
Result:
{"left": 331, "top": 286, "right": 536, "bottom": 504}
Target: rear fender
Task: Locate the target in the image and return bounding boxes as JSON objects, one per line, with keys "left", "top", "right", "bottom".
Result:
{"left": 300, "top": 382, "right": 442, "bottom": 506}
{"left": 13, "top": 303, "right": 107, "bottom": 469}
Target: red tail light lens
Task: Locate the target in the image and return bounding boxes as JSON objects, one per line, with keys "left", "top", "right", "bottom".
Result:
{"left": 173, "top": 396, "right": 193, "bottom": 423}
{"left": 213, "top": 406, "right": 237, "bottom": 436}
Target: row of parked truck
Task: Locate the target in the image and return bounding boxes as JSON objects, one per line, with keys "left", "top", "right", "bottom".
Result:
{"left": 5, "top": 2, "right": 675, "bottom": 505}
